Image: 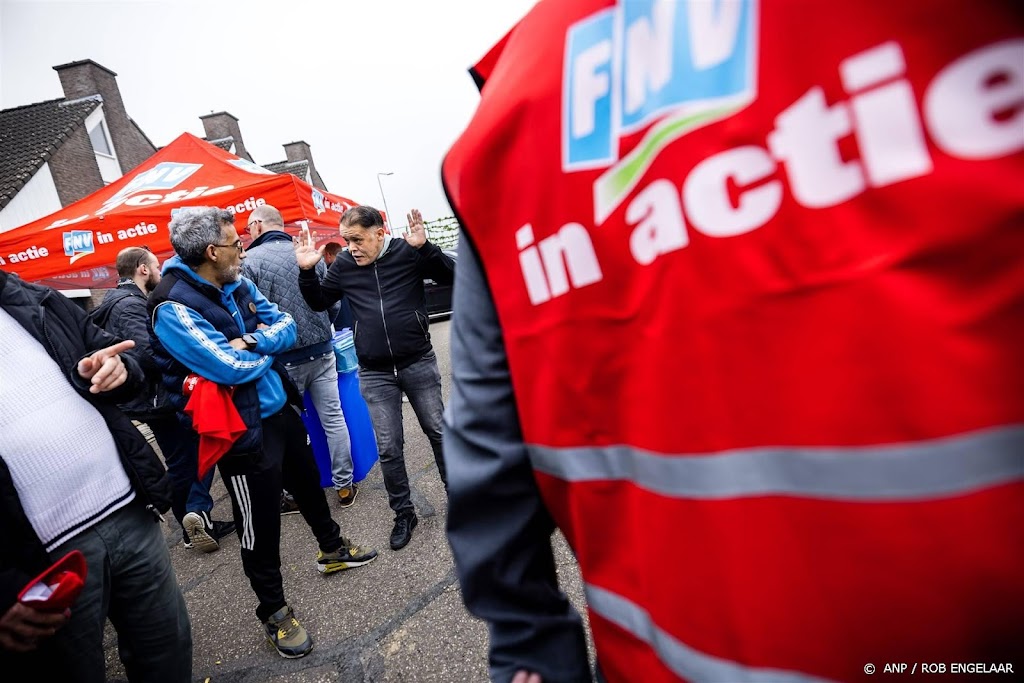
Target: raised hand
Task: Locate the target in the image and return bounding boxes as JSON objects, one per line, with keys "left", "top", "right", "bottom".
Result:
{"left": 77, "top": 339, "right": 135, "bottom": 393}
{"left": 294, "top": 227, "right": 325, "bottom": 270}
{"left": 405, "top": 208, "right": 427, "bottom": 248}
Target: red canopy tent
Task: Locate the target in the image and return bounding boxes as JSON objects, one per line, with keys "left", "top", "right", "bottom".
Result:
{"left": 0, "top": 133, "right": 366, "bottom": 289}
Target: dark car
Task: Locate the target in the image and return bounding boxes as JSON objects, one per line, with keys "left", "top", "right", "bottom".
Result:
{"left": 425, "top": 249, "right": 457, "bottom": 320}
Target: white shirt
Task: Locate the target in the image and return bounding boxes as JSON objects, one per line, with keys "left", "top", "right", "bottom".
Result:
{"left": 0, "top": 307, "right": 134, "bottom": 550}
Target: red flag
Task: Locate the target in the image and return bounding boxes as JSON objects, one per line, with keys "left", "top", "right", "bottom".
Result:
{"left": 182, "top": 374, "right": 246, "bottom": 478}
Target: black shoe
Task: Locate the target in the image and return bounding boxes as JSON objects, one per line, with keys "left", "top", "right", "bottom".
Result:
{"left": 389, "top": 514, "right": 418, "bottom": 550}
{"left": 280, "top": 491, "right": 301, "bottom": 516}
{"left": 211, "top": 519, "right": 236, "bottom": 541}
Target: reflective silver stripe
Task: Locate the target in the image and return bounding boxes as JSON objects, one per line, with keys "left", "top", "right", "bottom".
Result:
{"left": 529, "top": 425, "right": 1024, "bottom": 501}
{"left": 586, "top": 584, "right": 836, "bottom": 683}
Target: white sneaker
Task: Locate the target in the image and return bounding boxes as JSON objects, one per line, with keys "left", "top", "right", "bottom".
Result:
{"left": 183, "top": 512, "right": 219, "bottom": 553}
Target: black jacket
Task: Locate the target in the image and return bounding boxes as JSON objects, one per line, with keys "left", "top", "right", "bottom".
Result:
{"left": 0, "top": 271, "right": 171, "bottom": 615}
{"left": 299, "top": 239, "right": 454, "bottom": 371}
{"left": 88, "top": 280, "right": 174, "bottom": 420}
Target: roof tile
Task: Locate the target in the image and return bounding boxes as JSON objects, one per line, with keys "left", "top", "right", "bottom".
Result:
{"left": 0, "top": 97, "right": 101, "bottom": 209}
{"left": 263, "top": 159, "right": 309, "bottom": 179}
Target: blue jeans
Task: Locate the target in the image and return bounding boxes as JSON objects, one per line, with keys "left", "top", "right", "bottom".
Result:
{"left": 147, "top": 415, "right": 214, "bottom": 525}
{"left": 285, "top": 352, "right": 354, "bottom": 488}
{"left": 359, "top": 351, "right": 447, "bottom": 517}
{"left": 43, "top": 501, "right": 192, "bottom": 682}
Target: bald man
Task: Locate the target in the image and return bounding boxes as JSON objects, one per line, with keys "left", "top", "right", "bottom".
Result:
{"left": 242, "top": 206, "right": 358, "bottom": 507}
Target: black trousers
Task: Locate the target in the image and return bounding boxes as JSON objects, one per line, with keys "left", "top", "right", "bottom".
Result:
{"left": 217, "top": 407, "right": 342, "bottom": 622}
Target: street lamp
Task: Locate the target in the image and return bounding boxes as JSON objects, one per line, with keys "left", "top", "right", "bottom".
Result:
{"left": 376, "top": 172, "right": 395, "bottom": 234}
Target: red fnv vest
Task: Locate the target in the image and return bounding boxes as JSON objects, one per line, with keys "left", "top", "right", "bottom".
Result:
{"left": 444, "top": 1, "right": 1024, "bottom": 680}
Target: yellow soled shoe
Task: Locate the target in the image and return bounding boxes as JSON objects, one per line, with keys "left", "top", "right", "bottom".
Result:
{"left": 264, "top": 605, "right": 312, "bottom": 658}
{"left": 316, "top": 537, "right": 378, "bottom": 574}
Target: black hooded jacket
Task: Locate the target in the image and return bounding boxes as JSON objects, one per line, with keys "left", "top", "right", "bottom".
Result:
{"left": 298, "top": 238, "right": 454, "bottom": 371}
{"left": 0, "top": 271, "right": 171, "bottom": 614}
{"left": 88, "top": 280, "right": 174, "bottom": 420}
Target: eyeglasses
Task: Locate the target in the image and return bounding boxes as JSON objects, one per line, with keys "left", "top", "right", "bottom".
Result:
{"left": 246, "top": 219, "right": 263, "bottom": 231}
{"left": 211, "top": 240, "right": 245, "bottom": 253}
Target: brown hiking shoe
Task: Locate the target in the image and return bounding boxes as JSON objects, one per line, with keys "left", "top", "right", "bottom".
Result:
{"left": 336, "top": 484, "right": 358, "bottom": 508}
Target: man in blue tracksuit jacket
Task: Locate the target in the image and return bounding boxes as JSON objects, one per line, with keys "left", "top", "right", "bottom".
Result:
{"left": 148, "top": 206, "right": 377, "bottom": 659}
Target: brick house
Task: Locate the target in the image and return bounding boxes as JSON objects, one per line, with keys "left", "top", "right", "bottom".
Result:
{"left": 2, "top": 61, "right": 331, "bottom": 236}
{"left": 0, "top": 59, "right": 157, "bottom": 233}
{"left": 198, "top": 111, "right": 328, "bottom": 191}
{"left": 264, "top": 141, "right": 328, "bottom": 191}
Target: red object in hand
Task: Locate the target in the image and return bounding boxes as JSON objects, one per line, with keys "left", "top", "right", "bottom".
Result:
{"left": 182, "top": 373, "right": 201, "bottom": 396}
{"left": 182, "top": 374, "right": 246, "bottom": 477}
{"left": 18, "top": 550, "right": 88, "bottom": 612}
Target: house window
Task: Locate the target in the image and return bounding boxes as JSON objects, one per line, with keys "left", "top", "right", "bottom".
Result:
{"left": 89, "top": 121, "right": 113, "bottom": 156}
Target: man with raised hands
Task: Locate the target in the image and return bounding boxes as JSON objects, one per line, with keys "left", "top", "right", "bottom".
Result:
{"left": 296, "top": 206, "right": 454, "bottom": 551}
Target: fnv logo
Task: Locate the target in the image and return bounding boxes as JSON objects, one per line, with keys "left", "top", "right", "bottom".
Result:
{"left": 63, "top": 230, "right": 95, "bottom": 264}
{"left": 311, "top": 188, "right": 327, "bottom": 215}
{"left": 564, "top": 0, "right": 757, "bottom": 223}
{"left": 104, "top": 162, "right": 202, "bottom": 205}
{"left": 98, "top": 162, "right": 202, "bottom": 214}
{"left": 229, "top": 158, "right": 275, "bottom": 176}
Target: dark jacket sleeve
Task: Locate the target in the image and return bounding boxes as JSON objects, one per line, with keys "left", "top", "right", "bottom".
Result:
{"left": 61, "top": 294, "right": 145, "bottom": 403}
{"left": 110, "top": 296, "right": 161, "bottom": 377}
{"left": 314, "top": 260, "right": 342, "bottom": 324}
{"left": 299, "top": 265, "right": 343, "bottom": 312}
{"left": 0, "top": 458, "right": 43, "bottom": 614}
{"left": 415, "top": 241, "right": 455, "bottom": 285}
{"left": 444, "top": 239, "right": 591, "bottom": 683}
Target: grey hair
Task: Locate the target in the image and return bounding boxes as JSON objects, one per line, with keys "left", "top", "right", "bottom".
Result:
{"left": 168, "top": 207, "right": 235, "bottom": 267}
{"left": 250, "top": 204, "right": 284, "bottom": 228}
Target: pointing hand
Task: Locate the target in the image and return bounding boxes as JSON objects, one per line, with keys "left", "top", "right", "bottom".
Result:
{"left": 77, "top": 339, "right": 135, "bottom": 393}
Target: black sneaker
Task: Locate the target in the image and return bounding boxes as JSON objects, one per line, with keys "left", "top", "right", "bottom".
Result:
{"left": 264, "top": 605, "right": 313, "bottom": 658}
{"left": 280, "top": 491, "right": 301, "bottom": 516}
{"left": 211, "top": 519, "right": 236, "bottom": 542}
{"left": 389, "top": 514, "right": 418, "bottom": 551}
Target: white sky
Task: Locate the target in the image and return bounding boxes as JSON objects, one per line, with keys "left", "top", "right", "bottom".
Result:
{"left": 0, "top": 0, "right": 538, "bottom": 226}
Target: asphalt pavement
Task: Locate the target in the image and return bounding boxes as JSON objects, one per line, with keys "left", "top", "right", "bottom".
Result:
{"left": 102, "top": 320, "right": 593, "bottom": 683}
